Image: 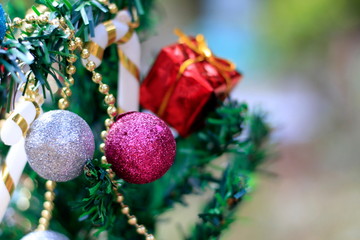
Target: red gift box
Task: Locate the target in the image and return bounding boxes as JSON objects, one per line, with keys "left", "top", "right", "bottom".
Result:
{"left": 140, "top": 29, "right": 242, "bottom": 137}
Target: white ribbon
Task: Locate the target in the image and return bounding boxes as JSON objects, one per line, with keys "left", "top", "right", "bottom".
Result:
{"left": 0, "top": 138, "right": 28, "bottom": 222}
{"left": 82, "top": 10, "right": 141, "bottom": 112}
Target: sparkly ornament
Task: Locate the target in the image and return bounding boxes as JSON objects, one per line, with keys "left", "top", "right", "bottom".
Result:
{"left": 0, "top": 4, "right": 5, "bottom": 41}
{"left": 21, "top": 230, "right": 69, "bottom": 240}
{"left": 105, "top": 112, "right": 176, "bottom": 184}
{"left": 25, "top": 110, "right": 95, "bottom": 182}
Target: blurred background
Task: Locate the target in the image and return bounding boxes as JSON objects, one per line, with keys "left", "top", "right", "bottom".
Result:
{"left": 2, "top": 0, "right": 360, "bottom": 239}
{"left": 140, "top": 0, "right": 360, "bottom": 239}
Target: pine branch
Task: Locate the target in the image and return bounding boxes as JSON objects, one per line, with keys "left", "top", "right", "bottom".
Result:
{"left": 72, "top": 99, "right": 271, "bottom": 239}
{"left": 0, "top": 0, "right": 155, "bottom": 113}
{"left": 187, "top": 108, "right": 271, "bottom": 240}
{"left": 148, "top": 100, "right": 252, "bottom": 212}
{"left": 0, "top": 38, "right": 33, "bottom": 111}
{"left": 77, "top": 158, "right": 117, "bottom": 233}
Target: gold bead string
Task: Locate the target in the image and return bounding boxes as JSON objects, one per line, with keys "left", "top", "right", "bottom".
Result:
{"left": 96, "top": 0, "right": 139, "bottom": 28}
{"left": 36, "top": 31, "right": 80, "bottom": 230}
{"left": 115, "top": 191, "right": 154, "bottom": 240}
{"left": 59, "top": 39, "right": 77, "bottom": 110}
{"left": 79, "top": 36, "right": 155, "bottom": 240}
{"left": 36, "top": 180, "right": 56, "bottom": 231}
{"left": 9, "top": 13, "right": 81, "bottom": 231}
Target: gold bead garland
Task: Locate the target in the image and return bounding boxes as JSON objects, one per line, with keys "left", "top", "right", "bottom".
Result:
{"left": 79, "top": 33, "right": 156, "bottom": 240}
{"left": 60, "top": 37, "right": 79, "bottom": 110}
{"left": 9, "top": 14, "right": 80, "bottom": 231}
{"left": 36, "top": 181, "right": 56, "bottom": 231}
{"left": 37, "top": 18, "right": 80, "bottom": 230}
{"left": 37, "top": 35, "right": 81, "bottom": 232}
{"left": 9, "top": 6, "right": 154, "bottom": 239}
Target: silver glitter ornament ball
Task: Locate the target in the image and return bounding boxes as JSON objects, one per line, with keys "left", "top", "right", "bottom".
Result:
{"left": 21, "top": 230, "right": 69, "bottom": 240}
{"left": 25, "top": 110, "right": 95, "bottom": 182}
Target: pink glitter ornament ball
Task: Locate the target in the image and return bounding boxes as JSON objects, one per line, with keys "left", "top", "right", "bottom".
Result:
{"left": 105, "top": 112, "right": 176, "bottom": 184}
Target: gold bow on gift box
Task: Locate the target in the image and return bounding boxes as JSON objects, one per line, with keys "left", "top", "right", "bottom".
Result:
{"left": 157, "top": 29, "right": 237, "bottom": 117}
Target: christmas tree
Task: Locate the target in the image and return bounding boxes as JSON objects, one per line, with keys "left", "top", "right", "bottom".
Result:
{"left": 0, "top": 1, "right": 271, "bottom": 239}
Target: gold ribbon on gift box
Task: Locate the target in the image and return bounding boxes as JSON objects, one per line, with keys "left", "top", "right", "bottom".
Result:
{"left": 157, "top": 29, "right": 237, "bottom": 117}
